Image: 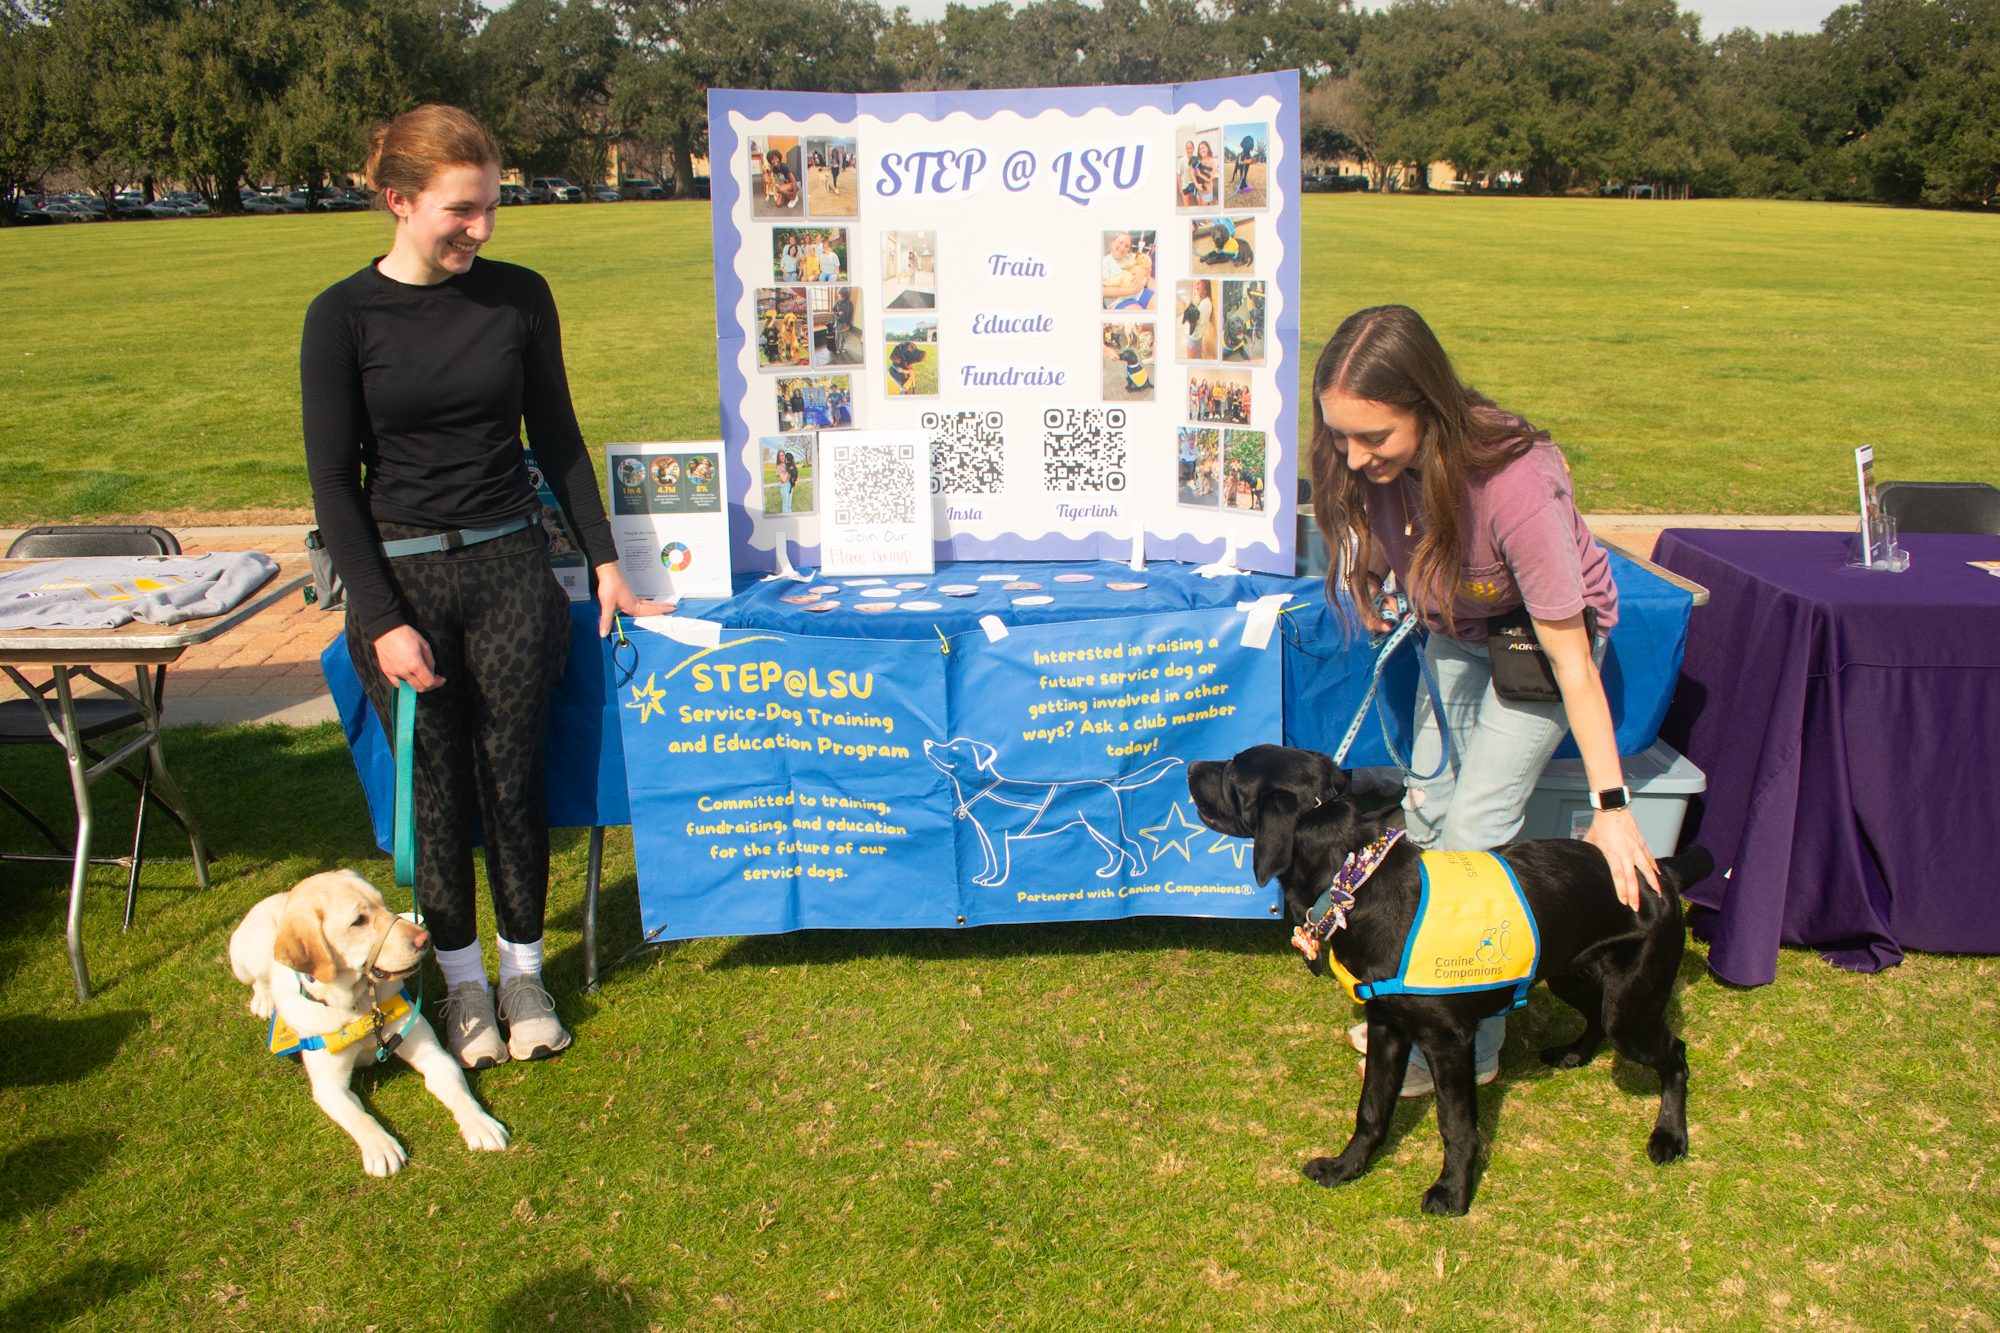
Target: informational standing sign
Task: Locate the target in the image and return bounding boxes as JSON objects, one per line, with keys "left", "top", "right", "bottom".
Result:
{"left": 708, "top": 73, "right": 1300, "bottom": 577}
{"left": 816, "top": 429, "right": 935, "bottom": 576}
{"left": 606, "top": 444, "right": 735, "bottom": 600}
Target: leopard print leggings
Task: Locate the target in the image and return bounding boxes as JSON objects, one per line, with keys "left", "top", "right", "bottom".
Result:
{"left": 347, "top": 522, "right": 572, "bottom": 952}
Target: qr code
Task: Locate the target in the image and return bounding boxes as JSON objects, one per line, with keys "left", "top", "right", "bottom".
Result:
{"left": 831, "top": 442, "right": 918, "bottom": 526}
{"left": 1041, "top": 407, "right": 1126, "bottom": 492}
{"left": 923, "top": 410, "right": 1005, "bottom": 495}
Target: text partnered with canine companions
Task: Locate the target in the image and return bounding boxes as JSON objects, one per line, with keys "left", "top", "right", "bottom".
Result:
{"left": 1187, "top": 745, "right": 1713, "bottom": 1216}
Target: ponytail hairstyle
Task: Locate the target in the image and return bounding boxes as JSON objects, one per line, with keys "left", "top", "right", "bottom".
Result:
{"left": 365, "top": 105, "right": 500, "bottom": 211}
{"left": 1307, "top": 305, "right": 1544, "bottom": 636}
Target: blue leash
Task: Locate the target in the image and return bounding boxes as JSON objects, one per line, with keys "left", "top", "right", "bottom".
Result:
{"left": 1330, "top": 584, "right": 1452, "bottom": 785}
{"left": 381, "top": 680, "right": 423, "bottom": 1062}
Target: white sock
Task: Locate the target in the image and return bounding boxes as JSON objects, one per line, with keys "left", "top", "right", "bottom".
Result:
{"left": 436, "top": 940, "right": 488, "bottom": 992}
{"left": 496, "top": 935, "right": 544, "bottom": 986}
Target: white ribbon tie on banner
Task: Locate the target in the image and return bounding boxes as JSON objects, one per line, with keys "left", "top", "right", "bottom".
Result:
{"left": 1237, "top": 594, "right": 1294, "bottom": 651}
{"left": 640, "top": 614, "right": 724, "bottom": 649}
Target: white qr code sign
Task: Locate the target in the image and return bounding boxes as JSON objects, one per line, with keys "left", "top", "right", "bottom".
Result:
{"left": 819, "top": 429, "right": 935, "bottom": 576}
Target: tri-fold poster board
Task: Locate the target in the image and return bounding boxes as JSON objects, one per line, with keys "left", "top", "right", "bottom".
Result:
{"left": 707, "top": 73, "right": 1301, "bottom": 578}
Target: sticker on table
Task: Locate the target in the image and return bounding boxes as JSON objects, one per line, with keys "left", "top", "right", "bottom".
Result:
{"left": 977, "top": 574, "right": 1015, "bottom": 582}
{"left": 1054, "top": 573, "right": 1095, "bottom": 583}
{"left": 899, "top": 600, "right": 942, "bottom": 610}
{"left": 938, "top": 584, "right": 979, "bottom": 596}
{"left": 856, "top": 602, "right": 896, "bottom": 613}
{"left": 1012, "top": 595, "right": 1053, "bottom": 606}
{"left": 844, "top": 579, "right": 889, "bottom": 587}
{"left": 780, "top": 594, "right": 820, "bottom": 604}
{"left": 806, "top": 585, "right": 839, "bottom": 595}
{"left": 804, "top": 600, "right": 840, "bottom": 612}
{"left": 894, "top": 581, "right": 929, "bottom": 590}
{"left": 1002, "top": 581, "right": 1043, "bottom": 591}
{"left": 1107, "top": 581, "right": 1149, "bottom": 591}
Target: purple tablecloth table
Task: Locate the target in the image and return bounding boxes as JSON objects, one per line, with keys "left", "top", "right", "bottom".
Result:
{"left": 1653, "top": 530, "right": 2000, "bottom": 985}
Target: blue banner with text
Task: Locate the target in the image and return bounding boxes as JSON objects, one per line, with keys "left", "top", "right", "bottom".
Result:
{"left": 615, "top": 605, "right": 1283, "bottom": 940}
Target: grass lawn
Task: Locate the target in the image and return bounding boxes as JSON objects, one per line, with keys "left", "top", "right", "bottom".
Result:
{"left": 2, "top": 726, "right": 1997, "bottom": 1330}
{"left": 4, "top": 196, "right": 1996, "bottom": 523}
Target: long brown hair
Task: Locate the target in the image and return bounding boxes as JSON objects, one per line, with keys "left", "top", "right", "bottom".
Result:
{"left": 1308, "top": 305, "right": 1545, "bottom": 635}
{"left": 365, "top": 105, "right": 499, "bottom": 208}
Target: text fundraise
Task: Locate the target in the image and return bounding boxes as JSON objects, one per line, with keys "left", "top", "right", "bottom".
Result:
{"left": 873, "top": 140, "right": 1153, "bottom": 208}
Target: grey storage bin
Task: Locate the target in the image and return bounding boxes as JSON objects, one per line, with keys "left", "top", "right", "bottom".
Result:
{"left": 1518, "top": 739, "right": 1706, "bottom": 857}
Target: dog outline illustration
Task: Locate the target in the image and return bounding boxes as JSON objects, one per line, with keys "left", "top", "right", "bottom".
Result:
{"left": 1475, "top": 919, "right": 1512, "bottom": 965}
{"left": 923, "top": 738, "right": 1183, "bottom": 887}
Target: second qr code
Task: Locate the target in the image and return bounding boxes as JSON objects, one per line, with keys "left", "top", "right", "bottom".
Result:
{"left": 1041, "top": 407, "right": 1126, "bottom": 492}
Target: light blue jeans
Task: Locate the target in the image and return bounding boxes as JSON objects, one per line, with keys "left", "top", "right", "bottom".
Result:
{"left": 1399, "top": 630, "right": 1605, "bottom": 1075}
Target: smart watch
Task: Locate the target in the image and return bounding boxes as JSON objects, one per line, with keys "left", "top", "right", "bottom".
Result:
{"left": 1588, "top": 786, "right": 1631, "bottom": 812}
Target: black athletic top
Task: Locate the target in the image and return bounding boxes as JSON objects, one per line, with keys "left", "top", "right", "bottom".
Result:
{"left": 301, "top": 257, "right": 617, "bottom": 640}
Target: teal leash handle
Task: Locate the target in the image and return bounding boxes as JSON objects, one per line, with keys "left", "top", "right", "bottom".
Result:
{"left": 393, "top": 679, "right": 417, "bottom": 891}
{"left": 383, "top": 679, "right": 424, "bottom": 1061}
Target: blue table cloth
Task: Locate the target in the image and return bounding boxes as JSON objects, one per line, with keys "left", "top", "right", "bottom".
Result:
{"left": 326, "top": 550, "right": 1691, "bottom": 855}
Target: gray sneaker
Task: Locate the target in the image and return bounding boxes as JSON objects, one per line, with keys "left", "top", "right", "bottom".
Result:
{"left": 498, "top": 975, "right": 572, "bottom": 1061}
{"left": 438, "top": 980, "right": 508, "bottom": 1070}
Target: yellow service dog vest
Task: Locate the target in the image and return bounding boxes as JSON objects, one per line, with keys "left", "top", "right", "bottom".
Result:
{"left": 1332, "top": 850, "right": 1539, "bottom": 1012}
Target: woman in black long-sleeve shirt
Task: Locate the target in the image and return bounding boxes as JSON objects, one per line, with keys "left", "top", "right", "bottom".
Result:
{"left": 301, "top": 105, "right": 665, "bottom": 1070}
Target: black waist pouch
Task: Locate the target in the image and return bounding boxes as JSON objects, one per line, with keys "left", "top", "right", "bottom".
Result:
{"left": 1485, "top": 604, "right": 1595, "bottom": 703}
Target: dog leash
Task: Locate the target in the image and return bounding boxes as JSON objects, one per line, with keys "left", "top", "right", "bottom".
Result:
{"left": 377, "top": 679, "right": 425, "bottom": 1061}
{"left": 1329, "top": 580, "right": 1451, "bottom": 785}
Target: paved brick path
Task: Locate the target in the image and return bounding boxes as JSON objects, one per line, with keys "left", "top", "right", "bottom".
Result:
{"left": 4, "top": 515, "right": 1851, "bottom": 726}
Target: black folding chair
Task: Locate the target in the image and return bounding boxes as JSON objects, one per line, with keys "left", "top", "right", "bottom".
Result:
{"left": 1, "top": 525, "right": 193, "bottom": 932}
{"left": 1877, "top": 482, "right": 2000, "bottom": 536}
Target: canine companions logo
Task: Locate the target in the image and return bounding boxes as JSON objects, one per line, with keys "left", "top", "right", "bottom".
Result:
{"left": 1474, "top": 919, "right": 1513, "bottom": 965}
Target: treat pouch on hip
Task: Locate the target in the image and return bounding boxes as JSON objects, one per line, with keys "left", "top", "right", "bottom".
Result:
{"left": 304, "top": 528, "right": 344, "bottom": 611}
{"left": 1485, "top": 604, "right": 1594, "bottom": 703}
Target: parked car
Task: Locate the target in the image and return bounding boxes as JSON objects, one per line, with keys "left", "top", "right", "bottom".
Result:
{"left": 499, "top": 183, "right": 535, "bottom": 206}
{"left": 591, "top": 184, "right": 621, "bottom": 203}
{"left": 527, "top": 177, "right": 583, "bottom": 203}
{"left": 689, "top": 175, "right": 710, "bottom": 200}
{"left": 166, "top": 191, "right": 210, "bottom": 215}
{"left": 316, "top": 189, "right": 371, "bottom": 212}
{"left": 618, "top": 177, "right": 666, "bottom": 200}
{"left": 239, "top": 189, "right": 282, "bottom": 215}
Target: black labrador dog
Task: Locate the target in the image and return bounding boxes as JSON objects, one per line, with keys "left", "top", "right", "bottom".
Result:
{"left": 1187, "top": 744, "right": 1714, "bottom": 1216}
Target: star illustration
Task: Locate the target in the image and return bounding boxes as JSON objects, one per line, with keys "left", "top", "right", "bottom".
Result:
{"left": 1140, "top": 802, "right": 1206, "bottom": 863}
{"left": 626, "top": 673, "right": 668, "bottom": 724}
{"left": 1207, "top": 834, "right": 1252, "bottom": 869}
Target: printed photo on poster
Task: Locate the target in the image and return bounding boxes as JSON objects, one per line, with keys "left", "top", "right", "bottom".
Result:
{"left": 760, "top": 433, "right": 816, "bottom": 515}
{"left": 808, "top": 285, "right": 863, "bottom": 367}
{"left": 523, "top": 450, "right": 590, "bottom": 601}
{"left": 1224, "top": 429, "right": 1267, "bottom": 512}
{"left": 1175, "top": 280, "right": 1219, "bottom": 361}
{"left": 1220, "top": 280, "right": 1266, "bottom": 364}
{"left": 772, "top": 227, "right": 849, "bottom": 283}
{"left": 776, "top": 373, "right": 854, "bottom": 431}
{"left": 749, "top": 135, "right": 804, "bottom": 219}
{"left": 1178, "top": 427, "right": 1221, "bottom": 508}
{"left": 884, "top": 315, "right": 938, "bottom": 397}
{"left": 820, "top": 430, "right": 936, "bottom": 576}
{"left": 606, "top": 444, "right": 733, "bottom": 600}
{"left": 1100, "top": 230, "right": 1158, "bottom": 311}
{"left": 805, "top": 136, "right": 858, "bottom": 218}
{"left": 1188, "top": 368, "right": 1252, "bottom": 425}
{"left": 882, "top": 231, "right": 935, "bottom": 309}
{"left": 1223, "top": 123, "right": 1269, "bottom": 209}
{"left": 1191, "top": 216, "right": 1255, "bottom": 270}
{"left": 1176, "top": 126, "right": 1223, "bottom": 211}
{"left": 756, "top": 287, "right": 810, "bottom": 369}
{"left": 1100, "top": 322, "right": 1155, "bottom": 402}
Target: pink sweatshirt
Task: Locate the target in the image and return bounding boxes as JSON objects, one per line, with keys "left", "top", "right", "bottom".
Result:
{"left": 1366, "top": 438, "right": 1617, "bottom": 643}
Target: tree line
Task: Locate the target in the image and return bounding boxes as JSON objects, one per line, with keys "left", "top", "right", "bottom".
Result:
{"left": 1, "top": 0, "right": 1992, "bottom": 222}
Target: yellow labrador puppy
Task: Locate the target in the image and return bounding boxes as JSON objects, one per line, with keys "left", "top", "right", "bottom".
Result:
{"left": 230, "top": 869, "right": 509, "bottom": 1176}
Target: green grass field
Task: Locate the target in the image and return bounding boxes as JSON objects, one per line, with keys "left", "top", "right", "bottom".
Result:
{"left": 3, "top": 197, "right": 1995, "bottom": 523}
{"left": 1, "top": 727, "right": 1996, "bottom": 1330}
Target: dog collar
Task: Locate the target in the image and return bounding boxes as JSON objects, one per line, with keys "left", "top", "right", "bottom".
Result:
{"left": 1291, "top": 828, "right": 1404, "bottom": 964}
{"left": 268, "top": 986, "right": 417, "bottom": 1061}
